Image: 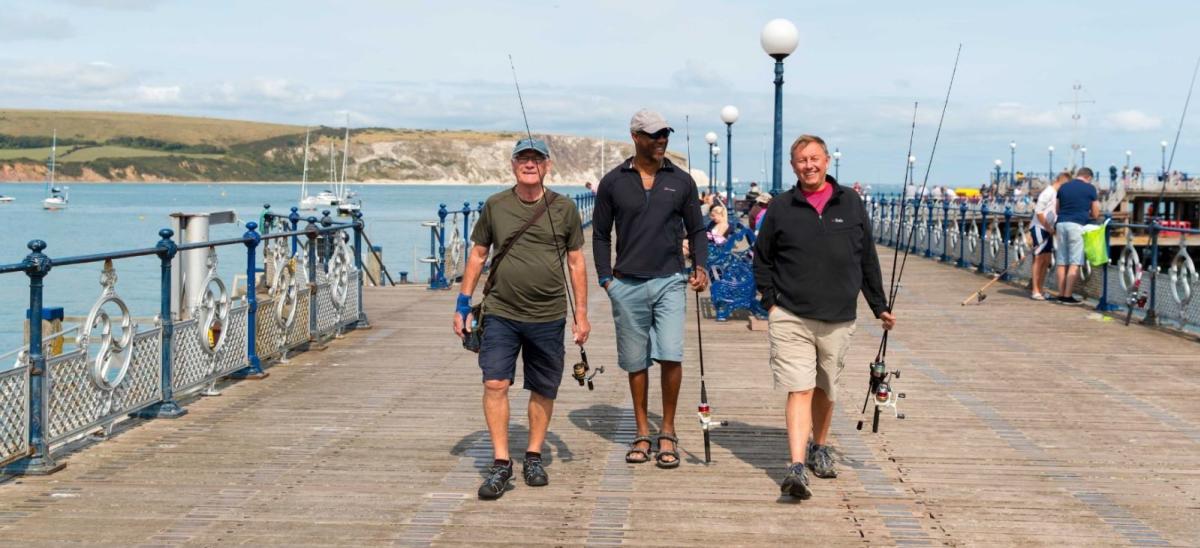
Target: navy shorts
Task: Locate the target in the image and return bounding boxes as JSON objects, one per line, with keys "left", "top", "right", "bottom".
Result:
{"left": 1031, "top": 225, "right": 1053, "bottom": 255}
{"left": 478, "top": 315, "right": 566, "bottom": 399}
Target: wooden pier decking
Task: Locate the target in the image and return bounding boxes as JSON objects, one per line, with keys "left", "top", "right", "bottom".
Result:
{"left": 1, "top": 245, "right": 1198, "bottom": 546}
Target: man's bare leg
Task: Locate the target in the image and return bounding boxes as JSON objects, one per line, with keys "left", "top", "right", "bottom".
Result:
{"left": 810, "top": 387, "right": 834, "bottom": 446}
{"left": 1032, "top": 254, "right": 1049, "bottom": 295}
{"left": 1063, "top": 264, "right": 1080, "bottom": 296}
{"left": 628, "top": 370, "right": 652, "bottom": 459}
{"left": 483, "top": 379, "right": 511, "bottom": 461}
{"left": 786, "top": 389, "right": 814, "bottom": 464}
{"left": 1055, "top": 264, "right": 1068, "bottom": 297}
{"left": 526, "top": 391, "right": 554, "bottom": 455}
{"left": 658, "top": 361, "right": 682, "bottom": 463}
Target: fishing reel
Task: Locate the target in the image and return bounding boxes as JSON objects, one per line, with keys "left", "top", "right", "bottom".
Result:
{"left": 697, "top": 402, "right": 730, "bottom": 432}
{"left": 1124, "top": 291, "right": 1148, "bottom": 326}
{"left": 570, "top": 348, "right": 603, "bottom": 390}
{"left": 857, "top": 359, "right": 906, "bottom": 433}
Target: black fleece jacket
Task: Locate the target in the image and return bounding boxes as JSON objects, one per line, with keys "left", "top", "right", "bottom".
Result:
{"left": 752, "top": 178, "right": 889, "bottom": 322}
{"left": 592, "top": 157, "right": 707, "bottom": 279}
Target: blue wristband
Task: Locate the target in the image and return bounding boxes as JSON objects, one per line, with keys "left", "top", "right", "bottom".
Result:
{"left": 598, "top": 276, "right": 613, "bottom": 288}
{"left": 456, "top": 293, "right": 472, "bottom": 318}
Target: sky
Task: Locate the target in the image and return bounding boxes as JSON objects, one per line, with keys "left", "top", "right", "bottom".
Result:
{"left": 1, "top": 0, "right": 1196, "bottom": 187}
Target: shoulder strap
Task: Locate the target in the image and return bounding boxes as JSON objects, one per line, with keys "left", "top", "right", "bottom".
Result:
{"left": 483, "top": 192, "right": 557, "bottom": 296}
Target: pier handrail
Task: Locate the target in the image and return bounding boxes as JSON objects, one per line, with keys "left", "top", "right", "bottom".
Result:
{"left": 0, "top": 208, "right": 370, "bottom": 475}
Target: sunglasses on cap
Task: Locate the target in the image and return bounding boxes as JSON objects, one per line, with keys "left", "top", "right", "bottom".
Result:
{"left": 637, "top": 129, "right": 672, "bottom": 140}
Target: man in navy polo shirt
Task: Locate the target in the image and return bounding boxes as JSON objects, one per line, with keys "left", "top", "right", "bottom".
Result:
{"left": 1054, "top": 167, "right": 1100, "bottom": 303}
{"left": 593, "top": 109, "right": 709, "bottom": 469}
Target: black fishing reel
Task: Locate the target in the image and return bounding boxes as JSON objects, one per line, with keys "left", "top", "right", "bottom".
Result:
{"left": 570, "top": 348, "right": 603, "bottom": 390}
{"left": 1124, "top": 291, "right": 1148, "bottom": 326}
{"left": 857, "top": 359, "right": 905, "bottom": 433}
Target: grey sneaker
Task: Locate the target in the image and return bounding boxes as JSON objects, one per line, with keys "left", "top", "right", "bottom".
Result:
{"left": 477, "top": 463, "right": 514, "bottom": 500}
{"left": 522, "top": 456, "right": 549, "bottom": 487}
{"left": 807, "top": 443, "right": 838, "bottom": 478}
{"left": 780, "top": 462, "right": 812, "bottom": 499}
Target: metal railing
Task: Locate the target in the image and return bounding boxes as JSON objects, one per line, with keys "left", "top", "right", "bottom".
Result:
{"left": 0, "top": 209, "right": 370, "bottom": 475}
{"left": 865, "top": 194, "right": 1200, "bottom": 334}
{"left": 422, "top": 191, "right": 596, "bottom": 290}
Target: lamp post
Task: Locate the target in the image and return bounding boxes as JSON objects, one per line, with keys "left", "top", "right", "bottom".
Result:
{"left": 1160, "top": 140, "right": 1168, "bottom": 179}
{"left": 721, "top": 105, "right": 739, "bottom": 209}
{"left": 1048, "top": 145, "right": 1054, "bottom": 177}
{"left": 761, "top": 18, "right": 800, "bottom": 195}
{"left": 1125, "top": 149, "right": 1132, "bottom": 182}
{"left": 712, "top": 144, "right": 721, "bottom": 204}
{"left": 1009, "top": 141, "right": 1016, "bottom": 189}
{"left": 907, "top": 155, "right": 916, "bottom": 194}
{"left": 1081, "top": 146, "right": 1087, "bottom": 168}
{"left": 993, "top": 159, "right": 1002, "bottom": 195}
{"left": 833, "top": 148, "right": 842, "bottom": 182}
{"left": 705, "top": 131, "right": 718, "bottom": 195}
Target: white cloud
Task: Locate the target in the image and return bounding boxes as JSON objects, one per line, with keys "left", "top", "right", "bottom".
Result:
{"left": 135, "top": 85, "right": 181, "bottom": 103}
{"left": 987, "top": 102, "right": 1061, "bottom": 129}
{"left": 1, "top": 60, "right": 132, "bottom": 92}
{"left": 671, "top": 59, "right": 731, "bottom": 90}
{"left": 1105, "top": 109, "right": 1162, "bottom": 131}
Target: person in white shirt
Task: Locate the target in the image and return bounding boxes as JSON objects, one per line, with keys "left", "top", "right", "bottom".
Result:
{"left": 1030, "top": 172, "right": 1070, "bottom": 300}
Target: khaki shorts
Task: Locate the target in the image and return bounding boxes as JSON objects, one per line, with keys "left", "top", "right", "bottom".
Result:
{"left": 767, "top": 307, "right": 857, "bottom": 401}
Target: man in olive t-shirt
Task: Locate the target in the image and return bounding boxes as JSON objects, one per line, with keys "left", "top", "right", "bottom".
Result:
{"left": 453, "top": 138, "right": 590, "bottom": 500}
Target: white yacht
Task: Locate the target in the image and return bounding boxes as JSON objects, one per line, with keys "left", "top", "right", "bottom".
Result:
{"left": 0, "top": 195, "right": 14, "bottom": 204}
{"left": 41, "top": 130, "right": 68, "bottom": 210}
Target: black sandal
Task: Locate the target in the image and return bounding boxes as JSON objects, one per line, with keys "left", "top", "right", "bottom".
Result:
{"left": 625, "top": 435, "right": 653, "bottom": 464}
{"left": 655, "top": 433, "right": 680, "bottom": 469}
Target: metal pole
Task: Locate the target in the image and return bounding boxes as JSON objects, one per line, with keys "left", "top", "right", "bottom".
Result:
{"left": 1098, "top": 211, "right": 1117, "bottom": 311}
{"left": 1010, "top": 146, "right": 1016, "bottom": 187}
{"left": 352, "top": 211, "right": 370, "bottom": 329}
{"left": 289, "top": 207, "right": 300, "bottom": 255}
{"left": 771, "top": 59, "right": 785, "bottom": 195}
{"left": 1001, "top": 206, "right": 1012, "bottom": 281}
{"left": 231, "top": 222, "right": 267, "bottom": 379}
{"left": 725, "top": 122, "right": 734, "bottom": 212}
{"left": 1143, "top": 221, "right": 1160, "bottom": 325}
{"left": 305, "top": 217, "right": 319, "bottom": 340}
{"left": 941, "top": 199, "right": 951, "bottom": 262}
{"left": 430, "top": 204, "right": 449, "bottom": 289}
{"left": 135, "top": 229, "right": 186, "bottom": 418}
{"left": 2, "top": 240, "right": 64, "bottom": 475}
{"left": 925, "top": 199, "right": 935, "bottom": 257}
{"left": 957, "top": 202, "right": 969, "bottom": 268}
{"left": 708, "top": 144, "right": 715, "bottom": 195}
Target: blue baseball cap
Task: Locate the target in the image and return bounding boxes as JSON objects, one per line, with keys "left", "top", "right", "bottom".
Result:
{"left": 512, "top": 138, "right": 550, "bottom": 158}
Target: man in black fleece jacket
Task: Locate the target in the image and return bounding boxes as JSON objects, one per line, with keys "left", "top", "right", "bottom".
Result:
{"left": 593, "top": 109, "right": 708, "bottom": 469}
{"left": 753, "top": 134, "right": 896, "bottom": 499}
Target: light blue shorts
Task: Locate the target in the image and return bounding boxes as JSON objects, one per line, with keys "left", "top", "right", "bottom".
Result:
{"left": 606, "top": 272, "right": 687, "bottom": 373}
{"left": 1053, "top": 222, "right": 1086, "bottom": 266}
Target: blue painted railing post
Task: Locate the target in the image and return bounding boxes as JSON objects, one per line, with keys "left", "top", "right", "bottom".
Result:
{"left": 135, "top": 229, "right": 187, "bottom": 419}
{"left": 352, "top": 211, "right": 370, "bottom": 329}
{"left": 957, "top": 202, "right": 969, "bottom": 268}
{"left": 924, "top": 199, "right": 935, "bottom": 257}
{"left": 320, "top": 210, "right": 334, "bottom": 272}
{"left": 231, "top": 222, "right": 268, "bottom": 379}
{"left": 429, "top": 204, "right": 450, "bottom": 290}
{"left": 906, "top": 198, "right": 918, "bottom": 253}
{"left": 979, "top": 202, "right": 990, "bottom": 273}
{"left": 2, "top": 240, "right": 64, "bottom": 476}
{"left": 888, "top": 198, "right": 897, "bottom": 246}
{"left": 941, "top": 199, "right": 951, "bottom": 262}
{"left": 305, "top": 217, "right": 319, "bottom": 339}
{"left": 1097, "top": 211, "right": 1117, "bottom": 312}
{"left": 289, "top": 207, "right": 300, "bottom": 256}
{"left": 1143, "top": 220, "right": 1160, "bottom": 326}
{"left": 1001, "top": 206, "right": 1013, "bottom": 281}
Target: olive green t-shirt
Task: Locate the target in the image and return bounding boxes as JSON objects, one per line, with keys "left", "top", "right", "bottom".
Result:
{"left": 471, "top": 187, "right": 584, "bottom": 323}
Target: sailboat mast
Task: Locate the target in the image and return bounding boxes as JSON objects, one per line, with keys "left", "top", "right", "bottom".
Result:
{"left": 46, "top": 129, "right": 57, "bottom": 196}
{"left": 300, "top": 128, "right": 310, "bottom": 202}
{"left": 339, "top": 117, "right": 350, "bottom": 197}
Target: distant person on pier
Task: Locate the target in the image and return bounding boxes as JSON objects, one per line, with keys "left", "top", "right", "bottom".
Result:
{"left": 745, "top": 182, "right": 762, "bottom": 203}
{"left": 1053, "top": 167, "right": 1100, "bottom": 303}
{"left": 707, "top": 204, "right": 733, "bottom": 245}
{"left": 753, "top": 134, "right": 894, "bottom": 500}
{"left": 1030, "top": 171, "right": 1070, "bottom": 300}
{"left": 593, "top": 109, "right": 709, "bottom": 469}
{"left": 749, "top": 192, "right": 771, "bottom": 231}
{"left": 454, "top": 138, "right": 591, "bottom": 500}
{"left": 585, "top": 181, "right": 594, "bottom": 192}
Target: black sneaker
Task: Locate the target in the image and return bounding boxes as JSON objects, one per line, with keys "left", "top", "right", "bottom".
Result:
{"left": 806, "top": 443, "right": 838, "bottom": 479}
{"left": 477, "top": 462, "right": 514, "bottom": 500}
{"left": 1058, "top": 296, "right": 1082, "bottom": 304}
{"left": 780, "top": 462, "right": 813, "bottom": 499}
{"left": 522, "top": 456, "right": 549, "bottom": 487}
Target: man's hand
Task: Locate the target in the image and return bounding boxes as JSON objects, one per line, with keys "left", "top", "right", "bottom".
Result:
{"left": 453, "top": 293, "right": 473, "bottom": 339}
{"left": 880, "top": 311, "right": 896, "bottom": 331}
{"left": 689, "top": 268, "right": 709, "bottom": 292}
{"left": 572, "top": 313, "right": 591, "bottom": 345}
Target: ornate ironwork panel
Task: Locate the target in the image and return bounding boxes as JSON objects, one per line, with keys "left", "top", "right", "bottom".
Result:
{"left": 286, "top": 287, "right": 311, "bottom": 349}
{"left": 341, "top": 271, "right": 360, "bottom": 327}
{"left": 170, "top": 319, "right": 206, "bottom": 392}
{"left": 214, "top": 303, "right": 248, "bottom": 377}
{"left": 315, "top": 282, "right": 338, "bottom": 336}
{"left": 46, "top": 328, "right": 162, "bottom": 444}
{"left": 255, "top": 295, "right": 284, "bottom": 360}
{"left": 0, "top": 363, "right": 29, "bottom": 466}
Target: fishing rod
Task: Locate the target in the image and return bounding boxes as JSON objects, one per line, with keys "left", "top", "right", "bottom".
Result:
{"left": 1127, "top": 55, "right": 1199, "bottom": 325}
{"left": 507, "top": 54, "right": 602, "bottom": 390}
{"left": 685, "top": 115, "right": 725, "bottom": 464}
{"left": 858, "top": 44, "right": 962, "bottom": 433}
